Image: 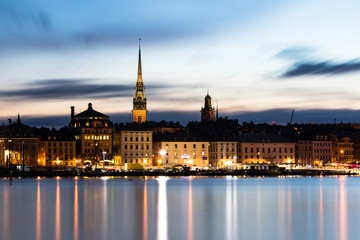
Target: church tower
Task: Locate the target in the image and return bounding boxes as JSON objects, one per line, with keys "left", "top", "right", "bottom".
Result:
{"left": 132, "top": 38, "right": 147, "bottom": 123}
{"left": 201, "top": 90, "right": 216, "bottom": 122}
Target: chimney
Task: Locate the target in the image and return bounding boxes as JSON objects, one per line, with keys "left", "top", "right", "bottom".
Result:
{"left": 71, "top": 106, "right": 75, "bottom": 118}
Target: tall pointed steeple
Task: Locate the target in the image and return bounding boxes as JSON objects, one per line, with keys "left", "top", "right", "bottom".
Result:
{"left": 137, "top": 38, "right": 142, "bottom": 83}
{"left": 132, "top": 38, "right": 147, "bottom": 123}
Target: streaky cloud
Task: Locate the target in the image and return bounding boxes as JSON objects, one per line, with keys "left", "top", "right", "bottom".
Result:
{"left": 281, "top": 59, "right": 360, "bottom": 78}
{"left": 0, "top": 78, "right": 171, "bottom": 100}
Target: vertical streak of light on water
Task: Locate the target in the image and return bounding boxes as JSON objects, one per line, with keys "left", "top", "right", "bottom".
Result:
{"left": 102, "top": 179, "right": 108, "bottom": 240}
{"left": 3, "top": 185, "right": 9, "bottom": 240}
{"left": 36, "top": 181, "right": 41, "bottom": 240}
{"left": 55, "top": 180, "right": 60, "bottom": 240}
{"left": 188, "top": 179, "right": 193, "bottom": 240}
{"left": 278, "top": 181, "right": 285, "bottom": 240}
{"left": 287, "top": 184, "right": 292, "bottom": 240}
{"left": 319, "top": 178, "right": 324, "bottom": 240}
{"left": 157, "top": 177, "right": 168, "bottom": 240}
{"left": 73, "top": 180, "right": 79, "bottom": 240}
{"left": 232, "top": 180, "right": 238, "bottom": 239}
{"left": 226, "top": 178, "right": 232, "bottom": 240}
{"left": 257, "top": 181, "right": 262, "bottom": 240}
{"left": 143, "top": 181, "right": 148, "bottom": 240}
{"left": 339, "top": 177, "right": 347, "bottom": 240}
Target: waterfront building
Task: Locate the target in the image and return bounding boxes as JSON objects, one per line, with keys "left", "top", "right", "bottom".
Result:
{"left": 69, "top": 103, "right": 113, "bottom": 165}
{"left": 332, "top": 136, "right": 354, "bottom": 163}
{"left": 153, "top": 132, "right": 209, "bottom": 167}
{"left": 296, "top": 140, "right": 313, "bottom": 165}
{"left": 297, "top": 135, "right": 332, "bottom": 166}
{"left": 200, "top": 92, "right": 215, "bottom": 122}
{"left": 312, "top": 135, "right": 332, "bottom": 165}
{"left": 0, "top": 115, "right": 40, "bottom": 166}
{"left": 132, "top": 39, "right": 147, "bottom": 123}
{"left": 39, "top": 128, "right": 77, "bottom": 166}
{"left": 238, "top": 133, "right": 295, "bottom": 164}
{"left": 113, "top": 128, "right": 152, "bottom": 167}
{"left": 209, "top": 140, "right": 237, "bottom": 167}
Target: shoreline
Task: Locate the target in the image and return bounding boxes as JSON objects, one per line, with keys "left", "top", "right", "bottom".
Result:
{"left": 0, "top": 168, "right": 356, "bottom": 178}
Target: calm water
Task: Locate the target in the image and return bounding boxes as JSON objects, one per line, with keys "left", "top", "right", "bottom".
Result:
{"left": 0, "top": 176, "right": 358, "bottom": 240}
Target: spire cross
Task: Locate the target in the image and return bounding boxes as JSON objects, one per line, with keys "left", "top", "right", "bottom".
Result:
{"left": 139, "top": 38, "right": 141, "bottom": 49}
{"left": 207, "top": 88, "right": 209, "bottom": 95}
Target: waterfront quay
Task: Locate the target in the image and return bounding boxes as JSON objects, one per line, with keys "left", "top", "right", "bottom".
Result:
{"left": 0, "top": 165, "right": 355, "bottom": 178}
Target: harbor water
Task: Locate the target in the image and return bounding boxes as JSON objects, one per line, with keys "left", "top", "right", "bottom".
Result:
{"left": 0, "top": 176, "right": 358, "bottom": 240}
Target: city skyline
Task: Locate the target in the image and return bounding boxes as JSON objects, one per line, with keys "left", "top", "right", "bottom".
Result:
{"left": 2, "top": 0, "right": 360, "bottom": 126}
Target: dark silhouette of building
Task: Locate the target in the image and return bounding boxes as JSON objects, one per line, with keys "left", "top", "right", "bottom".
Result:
{"left": 201, "top": 91, "right": 215, "bottom": 122}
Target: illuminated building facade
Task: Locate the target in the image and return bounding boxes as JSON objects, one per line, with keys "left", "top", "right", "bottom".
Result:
{"left": 40, "top": 128, "right": 77, "bottom": 166}
{"left": 0, "top": 116, "right": 40, "bottom": 166}
{"left": 69, "top": 103, "right": 113, "bottom": 164}
{"left": 238, "top": 133, "right": 295, "bottom": 164}
{"left": 117, "top": 130, "right": 153, "bottom": 166}
{"left": 332, "top": 136, "right": 353, "bottom": 163}
{"left": 209, "top": 141, "right": 237, "bottom": 167}
{"left": 132, "top": 39, "right": 147, "bottom": 123}
{"left": 153, "top": 132, "right": 209, "bottom": 167}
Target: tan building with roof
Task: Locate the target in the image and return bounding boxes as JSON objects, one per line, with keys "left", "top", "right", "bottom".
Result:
{"left": 238, "top": 133, "right": 295, "bottom": 164}
{"left": 153, "top": 132, "right": 209, "bottom": 168}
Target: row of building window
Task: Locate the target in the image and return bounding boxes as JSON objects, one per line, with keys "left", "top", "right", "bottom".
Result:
{"left": 165, "top": 144, "right": 205, "bottom": 149}
{"left": 124, "top": 153, "right": 149, "bottom": 157}
{"left": 244, "top": 155, "right": 293, "bottom": 159}
{"left": 124, "top": 136, "right": 150, "bottom": 142}
{"left": 84, "top": 148, "right": 110, "bottom": 154}
{"left": 48, "top": 149, "right": 73, "bottom": 154}
{"left": 124, "top": 144, "right": 150, "bottom": 150}
{"left": 83, "top": 129, "right": 110, "bottom": 134}
{"left": 84, "top": 142, "right": 109, "bottom": 147}
{"left": 243, "top": 147, "right": 293, "bottom": 154}
{"left": 84, "top": 135, "right": 110, "bottom": 140}
{"left": 47, "top": 142, "right": 74, "bottom": 147}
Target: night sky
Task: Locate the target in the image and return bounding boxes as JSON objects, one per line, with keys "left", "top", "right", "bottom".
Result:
{"left": 1, "top": 0, "right": 360, "bottom": 127}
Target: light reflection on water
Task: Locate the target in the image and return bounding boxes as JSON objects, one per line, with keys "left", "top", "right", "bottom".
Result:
{"left": 0, "top": 177, "right": 359, "bottom": 240}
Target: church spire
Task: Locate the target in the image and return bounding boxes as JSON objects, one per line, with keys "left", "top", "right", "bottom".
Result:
{"left": 137, "top": 38, "right": 142, "bottom": 83}
{"left": 132, "top": 38, "right": 147, "bottom": 123}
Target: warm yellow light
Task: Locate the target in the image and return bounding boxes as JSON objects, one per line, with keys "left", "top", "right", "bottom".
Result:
{"left": 225, "top": 160, "right": 232, "bottom": 166}
{"left": 158, "top": 159, "right": 162, "bottom": 164}
{"left": 159, "top": 150, "right": 166, "bottom": 156}
{"left": 56, "top": 160, "right": 60, "bottom": 165}
{"left": 56, "top": 176, "right": 60, "bottom": 180}
{"left": 340, "top": 150, "right": 344, "bottom": 154}
{"left": 143, "top": 159, "right": 147, "bottom": 164}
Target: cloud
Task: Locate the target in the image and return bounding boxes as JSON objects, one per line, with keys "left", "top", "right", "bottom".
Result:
{"left": 275, "top": 47, "right": 314, "bottom": 61}
{"left": 281, "top": 59, "right": 360, "bottom": 78}
{"left": 0, "top": 78, "right": 171, "bottom": 100}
